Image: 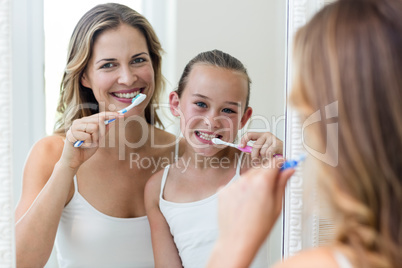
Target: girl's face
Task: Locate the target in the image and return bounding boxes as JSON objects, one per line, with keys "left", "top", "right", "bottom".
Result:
{"left": 81, "top": 23, "right": 154, "bottom": 116}
{"left": 170, "top": 64, "right": 252, "bottom": 156}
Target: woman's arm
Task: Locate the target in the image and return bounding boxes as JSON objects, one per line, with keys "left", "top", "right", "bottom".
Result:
{"left": 15, "top": 111, "right": 119, "bottom": 267}
{"left": 145, "top": 172, "right": 183, "bottom": 268}
{"left": 207, "top": 159, "right": 294, "bottom": 268}
{"left": 15, "top": 135, "right": 77, "bottom": 267}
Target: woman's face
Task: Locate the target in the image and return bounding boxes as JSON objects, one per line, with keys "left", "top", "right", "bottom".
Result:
{"left": 172, "top": 64, "right": 252, "bottom": 156}
{"left": 81, "top": 23, "right": 154, "bottom": 116}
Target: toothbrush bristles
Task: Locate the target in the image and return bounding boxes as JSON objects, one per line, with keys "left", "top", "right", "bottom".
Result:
{"left": 212, "top": 138, "right": 224, "bottom": 145}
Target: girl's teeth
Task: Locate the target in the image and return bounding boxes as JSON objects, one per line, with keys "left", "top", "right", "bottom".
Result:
{"left": 197, "top": 131, "right": 217, "bottom": 141}
{"left": 114, "top": 91, "right": 139, "bottom": 99}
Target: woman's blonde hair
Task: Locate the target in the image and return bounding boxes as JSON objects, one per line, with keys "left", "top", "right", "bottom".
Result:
{"left": 54, "top": 3, "right": 165, "bottom": 134}
{"left": 290, "top": 0, "right": 402, "bottom": 267}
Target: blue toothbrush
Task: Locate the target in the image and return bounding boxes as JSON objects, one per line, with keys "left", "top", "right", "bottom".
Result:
{"left": 73, "top": 93, "right": 147, "bottom": 148}
{"left": 280, "top": 154, "right": 306, "bottom": 171}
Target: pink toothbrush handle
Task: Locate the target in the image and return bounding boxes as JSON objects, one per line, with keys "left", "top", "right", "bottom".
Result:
{"left": 237, "top": 145, "right": 253, "bottom": 153}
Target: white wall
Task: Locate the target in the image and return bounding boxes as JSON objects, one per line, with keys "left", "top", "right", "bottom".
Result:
{"left": 145, "top": 0, "right": 287, "bottom": 141}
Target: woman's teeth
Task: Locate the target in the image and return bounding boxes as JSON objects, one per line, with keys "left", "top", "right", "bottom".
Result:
{"left": 195, "top": 131, "right": 222, "bottom": 141}
{"left": 113, "top": 91, "right": 139, "bottom": 99}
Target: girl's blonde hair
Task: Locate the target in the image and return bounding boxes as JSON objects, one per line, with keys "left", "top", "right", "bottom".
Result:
{"left": 54, "top": 3, "right": 165, "bottom": 134}
{"left": 290, "top": 0, "right": 402, "bottom": 267}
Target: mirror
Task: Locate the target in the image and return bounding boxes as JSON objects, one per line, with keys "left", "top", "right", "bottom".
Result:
{"left": 283, "top": 0, "right": 337, "bottom": 258}
{"left": 4, "top": 0, "right": 288, "bottom": 267}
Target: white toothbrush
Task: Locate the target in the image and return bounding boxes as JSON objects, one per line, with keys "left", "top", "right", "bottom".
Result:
{"left": 211, "top": 138, "right": 253, "bottom": 153}
{"left": 73, "top": 93, "right": 147, "bottom": 147}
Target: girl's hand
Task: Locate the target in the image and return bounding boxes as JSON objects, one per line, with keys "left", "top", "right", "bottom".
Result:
{"left": 61, "top": 111, "right": 121, "bottom": 170}
{"left": 240, "top": 132, "right": 283, "bottom": 161}
{"left": 209, "top": 158, "right": 294, "bottom": 267}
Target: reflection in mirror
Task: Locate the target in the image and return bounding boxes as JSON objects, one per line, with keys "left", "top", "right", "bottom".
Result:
{"left": 9, "top": 0, "right": 287, "bottom": 267}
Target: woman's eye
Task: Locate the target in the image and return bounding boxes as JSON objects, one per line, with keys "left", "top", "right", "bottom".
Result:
{"left": 222, "top": 108, "right": 235, "bottom": 114}
{"left": 101, "top": 62, "right": 114, "bottom": 69}
{"left": 132, "top": 58, "right": 145, "bottom": 64}
{"left": 195, "top": 102, "right": 207, "bottom": 108}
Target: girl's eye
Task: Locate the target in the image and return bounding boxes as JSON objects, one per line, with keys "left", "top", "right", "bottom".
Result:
{"left": 222, "top": 108, "right": 235, "bottom": 114}
{"left": 101, "top": 62, "right": 115, "bottom": 69}
{"left": 195, "top": 102, "right": 207, "bottom": 108}
{"left": 132, "top": 58, "right": 145, "bottom": 64}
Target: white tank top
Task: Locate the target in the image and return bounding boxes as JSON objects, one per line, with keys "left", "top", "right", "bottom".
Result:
{"left": 54, "top": 176, "right": 154, "bottom": 268}
{"left": 159, "top": 152, "right": 269, "bottom": 268}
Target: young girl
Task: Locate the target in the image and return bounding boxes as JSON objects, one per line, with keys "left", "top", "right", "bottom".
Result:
{"left": 145, "top": 50, "right": 283, "bottom": 267}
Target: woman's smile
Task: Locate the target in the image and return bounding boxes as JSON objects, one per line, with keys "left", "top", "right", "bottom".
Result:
{"left": 111, "top": 88, "right": 144, "bottom": 103}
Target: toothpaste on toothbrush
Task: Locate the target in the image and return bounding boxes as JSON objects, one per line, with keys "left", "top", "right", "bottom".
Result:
{"left": 212, "top": 138, "right": 306, "bottom": 171}
{"left": 104, "top": 93, "right": 147, "bottom": 124}
{"left": 73, "top": 93, "right": 147, "bottom": 147}
{"left": 211, "top": 138, "right": 253, "bottom": 153}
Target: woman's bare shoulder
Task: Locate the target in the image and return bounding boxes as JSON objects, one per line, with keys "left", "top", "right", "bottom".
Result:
{"left": 23, "top": 135, "right": 66, "bottom": 183}
{"left": 15, "top": 134, "right": 67, "bottom": 220}
{"left": 28, "top": 134, "right": 65, "bottom": 162}
{"left": 273, "top": 247, "right": 339, "bottom": 268}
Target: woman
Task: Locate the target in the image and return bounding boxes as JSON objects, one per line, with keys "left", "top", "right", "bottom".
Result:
{"left": 14, "top": 3, "right": 180, "bottom": 267}
{"left": 207, "top": 0, "right": 402, "bottom": 267}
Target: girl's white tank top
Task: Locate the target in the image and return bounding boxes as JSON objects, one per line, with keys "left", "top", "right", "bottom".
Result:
{"left": 159, "top": 152, "right": 269, "bottom": 268}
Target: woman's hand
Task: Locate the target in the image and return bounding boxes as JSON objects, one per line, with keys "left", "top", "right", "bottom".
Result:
{"left": 208, "top": 157, "right": 294, "bottom": 268}
{"left": 61, "top": 111, "right": 121, "bottom": 169}
{"left": 240, "top": 132, "right": 283, "bottom": 160}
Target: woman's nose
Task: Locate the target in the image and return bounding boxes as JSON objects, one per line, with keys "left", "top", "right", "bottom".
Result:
{"left": 117, "top": 65, "right": 137, "bottom": 85}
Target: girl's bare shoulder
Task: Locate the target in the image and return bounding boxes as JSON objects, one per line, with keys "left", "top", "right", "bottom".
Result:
{"left": 150, "top": 127, "right": 187, "bottom": 157}
{"left": 144, "top": 165, "right": 166, "bottom": 204}
{"left": 151, "top": 126, "right": 177, "bottom": 144}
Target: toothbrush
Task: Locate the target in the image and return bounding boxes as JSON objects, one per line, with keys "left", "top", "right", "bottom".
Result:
{"left": 280, "top": 154, "right": 306, "bottom": 171}
{"left": 212, "top": 138, "right": 306, "bottom": 171}
{"left": 73, "top": 93, "right": 147, "bottom": 148}
{"left": 211, "top": 138, "right": 253, "bottom": 153}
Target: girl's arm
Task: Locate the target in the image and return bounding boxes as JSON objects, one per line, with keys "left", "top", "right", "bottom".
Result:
{"left": 240, "top": 132, "right": 283, "bottom": 160}
{"left": 145, "top": 172, "right": 183, "bottom": 268}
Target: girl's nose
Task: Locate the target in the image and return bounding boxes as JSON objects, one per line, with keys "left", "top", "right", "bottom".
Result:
{"left": 117, "top": 65, "right": 137, "bottom": 85}
{"left": 204, "top": 113, "right": 222, "bottom": 129}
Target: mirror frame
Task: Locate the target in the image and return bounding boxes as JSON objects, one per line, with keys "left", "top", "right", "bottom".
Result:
{"left": 283, "top": 0, "right": 336, "bottom": 258}
{"left": 0, "top": 0, "right": 15, "bottom": 266}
